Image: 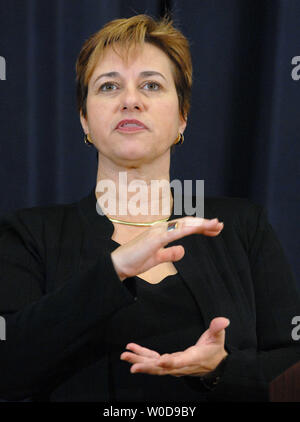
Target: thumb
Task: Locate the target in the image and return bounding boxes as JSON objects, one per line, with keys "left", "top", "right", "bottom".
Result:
{"left": 156, "top": 245, "right": 185, "bottom": 263}
{"left": 207, "top": 317, "right": 230, "bottom": 342}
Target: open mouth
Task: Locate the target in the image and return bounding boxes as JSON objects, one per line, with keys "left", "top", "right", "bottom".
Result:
{"left": 117, "top": 124, "right": 146, "bottom": 132}
{"left": 116, "top": 119, "right": 147, "bottom": 132}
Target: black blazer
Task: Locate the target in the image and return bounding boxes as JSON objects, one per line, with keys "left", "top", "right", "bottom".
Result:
{"left": 0, "top": 188, "right": 299, "bottom": 402}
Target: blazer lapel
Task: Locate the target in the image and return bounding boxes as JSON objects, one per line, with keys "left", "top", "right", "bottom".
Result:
{"left": 167, "top": 192, "right": 218, "bottom": 327}
{"left": 171, "top": 233, "right": 243, "bottom": 347}
{"left": 168, "top": 193, "right": 243, "bottom": 347}
{"left": 171, "top": 235, "right": 219, "bottom": 326}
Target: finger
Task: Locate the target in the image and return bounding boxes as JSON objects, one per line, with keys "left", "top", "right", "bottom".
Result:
{"left": 130, "top": 362, "right": 170, "bottom": 375}
{"left": 209, "top": 317, "right": 230, "bottom": 334}
{"left": 198, "top": 222, "right": 224, "bottom": 236}
{"left": 160, "top": 218, "right": 223, "bottom": 245}
{"left": 207, "top": 317, "right": 230, "bottom": 341}
{"left": 157, "top": 350, "right": 196, "bottom": 369}
{"left": 120, "top": 351, "right": 155, "bottom": 364}
{"left": 182, "top": 217, "right": 222, "bottom": 229}
{"left": 202, "top": 228, "right": 223, "bottom": 237}
{"left": 156, "top": 353, "right": 173, "bottom": 367}
{"left": 156, "top": 245, "right": 185, "bottom": 263}
{"left": 125, "top": 343, "right": 161, "bottom": 359}
{"left": 156, "top": 351, "right": 185, "bottom": 366}
{"left": 131, "top": 360, "right": 197, "bottom": 377}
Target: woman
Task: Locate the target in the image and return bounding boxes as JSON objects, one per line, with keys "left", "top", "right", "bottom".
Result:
{"left": 0, "top": 14, "right": 299, "bottom": 402}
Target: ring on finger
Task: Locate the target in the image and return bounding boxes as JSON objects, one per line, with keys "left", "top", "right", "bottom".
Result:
{"left": 167, "top": 222, "right": 178, "bottom": 231}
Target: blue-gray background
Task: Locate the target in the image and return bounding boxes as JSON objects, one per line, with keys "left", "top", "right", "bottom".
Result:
{"left": 0, "top": 0, "right": 299, "bottom": 288}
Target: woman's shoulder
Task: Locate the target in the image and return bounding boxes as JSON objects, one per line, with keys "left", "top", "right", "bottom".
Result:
{"left": 0, "top": 195, "right": 85, "bottom": 251}
{"left": 1, "top": 199, "right": 76, "bottom": 228}
{"left": 202, "top": 195, "right": 268, "bottom": 250}
{"left": 190, "top": 195, "right": 266, "bottom": 232}
{"left": 208, "top": 194, "right": 267, "bottom": 222}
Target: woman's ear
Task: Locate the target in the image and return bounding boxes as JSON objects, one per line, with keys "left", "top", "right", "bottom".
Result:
{"left": 179, "top": 114, "right": 187, "bottom": 134}
{"left": 80, "top": 111, "right": 89, "bottom": 134}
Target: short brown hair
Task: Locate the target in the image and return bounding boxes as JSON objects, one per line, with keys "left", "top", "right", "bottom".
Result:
{"left": 76, "top": 14, "right": 193, "bottom": 120}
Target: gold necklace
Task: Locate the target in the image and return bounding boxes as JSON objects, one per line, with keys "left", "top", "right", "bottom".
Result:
{"left": 107, "top": 216, "right": 170, "bottom": 227}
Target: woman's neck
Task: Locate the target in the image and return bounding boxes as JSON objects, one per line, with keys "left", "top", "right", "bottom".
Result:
{"left": 95, "top": 157, "right": 173, "bottom": 223}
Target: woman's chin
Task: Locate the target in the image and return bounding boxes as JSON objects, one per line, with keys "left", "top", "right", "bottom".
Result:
{"left": 114, "top": 146, "right": 154, "bottom": 164}
{"left": 116, "top": 155, "right": 151, "bottom": 167}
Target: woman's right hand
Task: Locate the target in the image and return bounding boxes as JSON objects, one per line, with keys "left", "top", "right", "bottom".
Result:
{"left": 110, "top": 217, "right": 223, "bottom": 281}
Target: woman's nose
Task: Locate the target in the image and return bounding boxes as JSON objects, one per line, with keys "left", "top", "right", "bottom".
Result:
{"left": 120, "top": 86, "right": 144, "bottom": 111}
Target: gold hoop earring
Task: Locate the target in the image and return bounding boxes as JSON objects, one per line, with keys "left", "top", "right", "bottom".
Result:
{"left": 84, "top": 134, "right": 93, "bottom": 146}
{"left": 174, "top": 132, "right": 184, "bottom": 145}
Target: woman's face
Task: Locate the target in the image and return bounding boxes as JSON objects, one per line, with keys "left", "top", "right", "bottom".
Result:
{"left": 80, "top": 42, "right": 186, "bottom": 167}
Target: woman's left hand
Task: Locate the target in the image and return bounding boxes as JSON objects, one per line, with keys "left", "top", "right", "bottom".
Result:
{"left": 120, "top": 317, "right": 230, "bottom": 377}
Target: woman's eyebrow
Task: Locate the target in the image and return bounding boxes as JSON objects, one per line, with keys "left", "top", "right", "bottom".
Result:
{"left": 93, "top": 70, "right": 167, "bottom": 86}
{"left": 139, "top": 71, "right": 167, "bottom": 81}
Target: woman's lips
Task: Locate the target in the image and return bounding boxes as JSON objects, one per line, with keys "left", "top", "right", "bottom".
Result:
{"left": 116, "top": 119, "right": 148, "bottom": 132}
{"left": 116, "top": 125, "right": 147, "bottom": 132}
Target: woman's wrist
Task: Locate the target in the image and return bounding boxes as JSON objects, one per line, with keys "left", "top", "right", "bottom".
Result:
{"left": 199, "top": 354, "right": 229, "bottom": 391}
{"left": 184, "top": 353, "right": 229, "bottom": 392}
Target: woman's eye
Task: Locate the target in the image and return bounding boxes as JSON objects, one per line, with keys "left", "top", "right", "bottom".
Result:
{"left": 143, "top": 81, "right": 160, "bottom": 90}
{"left": 98, "top": 81, "right": 160, "bottom": 92}
{"left": 99, "top": 82, "right": 118, "bottom": 91}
